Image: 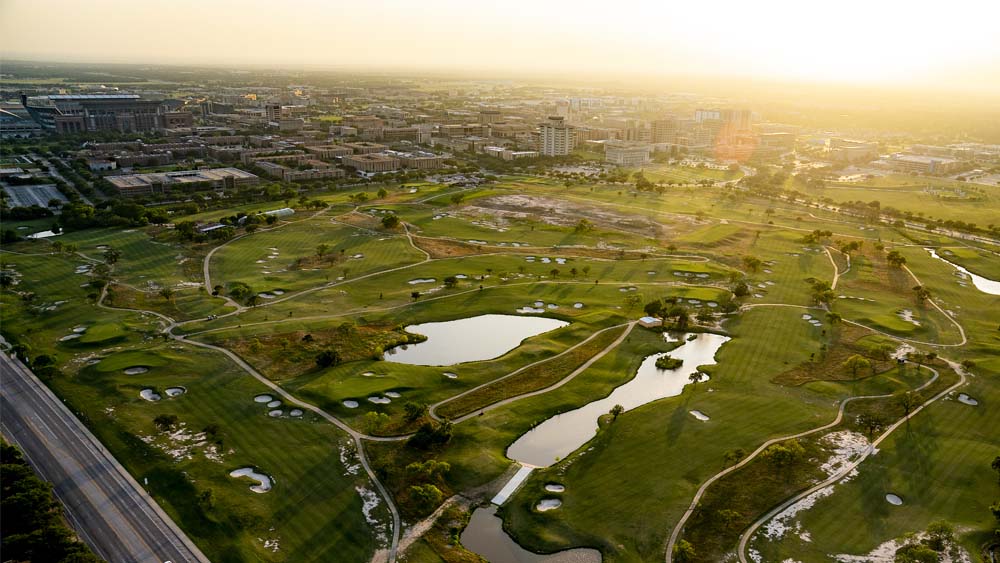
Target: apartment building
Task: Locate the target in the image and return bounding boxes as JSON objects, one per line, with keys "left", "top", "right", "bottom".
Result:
{"left": 539, "top": 116, "right": 574, "bottom": 156}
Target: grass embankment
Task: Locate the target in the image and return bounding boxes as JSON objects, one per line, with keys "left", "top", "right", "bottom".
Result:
{"left": 435, "top": 325, "right": 628, "bottom": 420}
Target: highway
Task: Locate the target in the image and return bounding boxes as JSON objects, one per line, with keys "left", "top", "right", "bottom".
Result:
{"left": 1, "top": 352, "right": 210, "bottom": 563}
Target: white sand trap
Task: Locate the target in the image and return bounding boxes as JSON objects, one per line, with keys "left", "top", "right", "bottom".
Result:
{"left": 443, "top": 372, "right": 458, "bottom": 379}
{"left": 409, "top": 188, "right": 418, "bottom": 193}
{"left": 690, "top": 410, "right": 710, "bottom": 421}
{"left": 59, "top": 334, "right": 81, "bottom": 341}
{"left": 385, "top": 391, "right": 401, "bottom": 398}
{"left": 73, "top": 326, "right": 88, "bottom": 333}
{"left": 536, "top": 499, "right": 562, "bottom": 511}
{"left": 268, "top": 409, "right": 283, "bottom": 417}
{"left": 368, "top": 396, "right": 391, "bottom": 404}
{"left": 555, "top": 258, "right": 566, "bottom": 264}
{"left": 140, "top": 388, "right": 161, "bottom": 401}
{"left": 898, "top": 309, "right": 921, "bottom": 326}
{"left": 352, "top": 254, "right": 364, "bottom": 259}
{"left": 707, "top": 302, "right": 719, "bottom": 308}
{"left": 408, "top": 278, "right": 436, "bottom": 285}
{"left": 547, "top": 303, "right": 559, "bottom": 309}
{"left": 885, "top": 493, "right": 903, "bottom": 505}
{"left": 540, "top": 257, "right": 551, "bottom": 263}
{"left": 124, "top": 367, "right": 148, "bottom": 375}
{"left": 573, "top": 303, "right": 584, "bottom": 309}
{"left": 259, "top": 293, "right": 274, "bottom": 299}
{"left": 256, "top": 260, "right": 265, "bottom": 263}
{"left": 343, "top": 400, "right": 360, "bottom": 408}
{"left": 254, "top": 394, "right": 273, "bottom": 403}
{"left": 648, "top": 271, "right": 657, "bottom": 275}
{"left": 165, "top": 387, "right": 186, "bottom": 397}
{"left": 765, "top": 281, "right": 775, "bottom": 286}
{"left": 266, "top": 400, "right": 281, "bottom": 408}
{"left": 545, "top": 484, "right": 565, "bottom": 493}
{"left": 272, "top": 290, "right": 285, "bottom": 295}
{"left": 688, "top": 299, "right": 701, "bottom": 304}
{"left": 455, "top": 274, "right": 468, "bottom": 279}
{"left": 802, "top": 314, "right": 813, "bottom": 320}
{"left": 517, "top": 307, "right": 545, "bottom": 314}
{"left": 289, "top": 409, "right": 304, "bottom": 417}
{"left": 757, "top": 283, "right": 767, "bottom": 289}
{"left": 469, "top": 240, "right": 488, "bottom": 245}
{"left": 230, "top": 468, "right": 272, "bottom": 493}
{"left": 360, "top": 371, "right": 375, "bottom": 377}
{"left": 696, "top": 273, "right": 709, "bottom": 278}
{"left": 957, "top": 393, "right": 978, "bottom": 406}
{"left": 534, "top": 301, "right": 544, "bottom": 307}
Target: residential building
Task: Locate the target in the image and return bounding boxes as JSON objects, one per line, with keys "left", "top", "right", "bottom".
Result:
{"left": 539, "top": 116, "right": 574, "bottom": 156}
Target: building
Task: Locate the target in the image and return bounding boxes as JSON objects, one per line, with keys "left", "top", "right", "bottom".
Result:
{"left": 86, "top": 159, "right": 117, "bottom": 172}
{"left": 21, "top": 93, "right": 166, "bottom": 134}
{"left": 0, "top": 106, "right": 42, "bottom": 138}
{"left": 479, "top": 109, "right": 502, "bottom": 124}
{"left": 605, "top": 141, "right": 652, "bottom": 166}
{"left": 341, "top": 142, "right": 388, "bottom": 154}
{"left": 106, "top": 168, "right": 259, "bottom": 198}
{"left": 483, "top": 146, "right": 539, "bottom": 160}
{"left": 638, "top": 316, "right": 663, "bottom": 328}
{"left": 161, "top": 111, "right": 194, "bottom": 129}
{"left": 880, "top": 153, "right": 962, "bottom": 174}
{"left": 539, "top": 116, "right": 574, "bottom": 156}
{"left": 383, "top": 150, "right": 446, "bottom": 170}
{"left": 342, "top": 153, "right": 400, "bottom": 173}
{"left": 305, "top": 144, "right": 353, "bottom": 159}
{"left": 652, "top": 117, "right": 679, "bottom": 144}
{"left": 825, "top": 138, "right": 879, "bottom": 162}
{"left": 758, "top": 132, "right": 796, "bottom": 152}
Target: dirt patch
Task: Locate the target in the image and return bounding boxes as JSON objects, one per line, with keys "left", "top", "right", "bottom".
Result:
{"left": 461, "top": 194, "right": 685, "bottom": 238}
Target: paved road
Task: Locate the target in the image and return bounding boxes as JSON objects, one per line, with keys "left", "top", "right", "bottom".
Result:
{"left": 0, "top": 353, "right": 209, "bottom": 563}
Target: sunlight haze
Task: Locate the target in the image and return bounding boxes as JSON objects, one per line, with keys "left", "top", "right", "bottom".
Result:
{"left": 2, "top": 0, "right": 999, "bottom": 93}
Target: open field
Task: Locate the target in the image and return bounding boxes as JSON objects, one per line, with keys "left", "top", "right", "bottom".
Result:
{"left": 3, "top": 170, "right": 997, "bottom": 563}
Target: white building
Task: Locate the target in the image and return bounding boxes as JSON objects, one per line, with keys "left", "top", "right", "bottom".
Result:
{"left": 605, "top": 141, "right": 652, "bottom": 166}
{"left": 539, "top": 116, "right": 574, "bottom": 156}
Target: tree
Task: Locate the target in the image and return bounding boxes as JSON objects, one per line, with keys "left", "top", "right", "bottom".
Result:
{"left": 377, "top": 187, "right": 388, "bottom": 198}
{"left": 157, "top": 286, "right": 175, "bottom": 303}
{"left": 102, "top": 246, "right": 121, "bottom": 265}
{"left": 742, "top": 255, "right": 762, "bottom": 273}
{"left": 443, "top": 275, "right": 458, "bottom": 289}
{"left": 381, "top": 214, "right": 400, "bottom": 229}
{"left": 844, "top": 354, "right": 871, "bottom": 377}
{"left": 724, "top": 448, "right": 746, "bottom": 466}
{"left": 717, "top": 509, "right": 742, "bottom": 530}
{"left": 732, "top": 281, "right": 750, "bottom": 298}
{"left": 826, "top": 312, "right": 842, "bottom": 325}
{"left": 574, "top": 218, "right": 594, "bottom": 233}
{"left": 923, "top": 520, "right": 953, "bottom": 551}
{"left": 672, "top": 539, "right": 695, "bottom": 563}
{"left": 403, "top": 402, "right": 427, "bottom": 422}
{"left": 316, "top": 243, "right": 331, "bottom": 257}
{"left": 315, "top": 349, "right": 341, "bottom": 368}
{"left": 153, "top": 414, "right": 179, "bottom": 431}
{"left": 409, "top": 484, "right": 443, "bottom": 513}
{"left": 858, "top": 412, "right": 885, "bottom": 438}
{"left": 894, "top": 542, "right": 939, "bottom": 563}
{"left": 763, "top": 440, "right": 805, "bottom": 467}
{"left": 609, "top": 404, "right": 625, "bottom": 420}
{"left": 411, "top": 290, "right": 420, "bottom": 301}
{"left": 364, "top": 412, "right": 390, "bottom": 433}
{"left": 623, "top": 292, "right": 642, "bottom": 312}
{"left": 897, "top": 391, "right": 921, "bottom": 416}
{"left": 912, "top": 285, "right": 931, "bottom": 304}
{"left": 450, "top": 192, "right": 465, "bottom": 205}
{"left": 886, "top": 250, "right": 907, "bottom": 268}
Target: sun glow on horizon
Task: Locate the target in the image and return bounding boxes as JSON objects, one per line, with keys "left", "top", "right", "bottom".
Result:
{"left": 2, "top": 0, "right": 998, "bottom": 92}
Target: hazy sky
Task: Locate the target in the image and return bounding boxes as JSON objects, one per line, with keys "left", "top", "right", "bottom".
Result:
{"left": 2, "top": 0, "right": 999, "bottom": 91}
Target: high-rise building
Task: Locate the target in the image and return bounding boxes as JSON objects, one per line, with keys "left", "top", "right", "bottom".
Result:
{"left": 479, "top": 109, "right": 501, "bottom": 124}
{"left": 652, "top": 117, "right": 679, "bottom": 144}
{"left": 539, "top": 116, "right": 574, "bottom": 156}
{"left": 265, "top": 103, "right": 281, "bottom": 123}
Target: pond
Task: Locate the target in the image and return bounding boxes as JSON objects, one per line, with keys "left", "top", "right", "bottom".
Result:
{"left": 926, "top": 248, "right": 1000, "bottom": 296}
{"left": 460, "top": 505, "right": 601, "bottom": 563}
{"left": 507, "top": 333, "right": 730, "bottom": 467}
{"left": 384, "top": 314, "right": 569, "bottom": 366}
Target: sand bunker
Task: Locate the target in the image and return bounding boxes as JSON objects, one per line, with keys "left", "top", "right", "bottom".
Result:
{"left": 885, "top": 494, "right": 903, "bottom": 505}
{"left": 254, "top": 394, "right": 273, "bottom": 403}
{"left": 534, "top": 301, "right": 544, "bottom": 307}
{"left": 545, "top": 484, "right": 565, "bottom": 493}
{"left": 230, "top": 468, "right": 272, "bottom": 493}
{"left": 573, "top": 303, "right": 584, "bottom": 309}
{"left": 689, "top": 410, "right": 710, "bottom": 421}
{"left": 140, "top": 388, "right": 161, "bottom": 401}
{"left": 268, "top": 409, "right": 283, "bottom": 417}
{"left": 72, "top": 326, "right": 88, "bottom": 333}
{"left": 59, "top": 334, "right": 81, "bottom": 341}
{"left": 124, "top": 367, "right": 149, "bottom": 375}
{"left": 368, "top": 396, "right": 391, "bottom": 404}
{"left": 898, "top": 309, "right": 921, "bottom": 326}
{"left": 536, "top": 499, "right": 562, "bottom": 511}
{"left": 360, "top": 371, "right": 375, "bottom": 377}
{"left": 165, "top": 387, "right": 186, "bottom": 397}
{"left": 547, "top": 303, "right": 559, "bottom": 309}
{"left": 802, "top": 314, "right": 813, "bottom": 320}
{"left": 408, "top": 278, "right": 436, "bottom": 285}
{"left": 385, "top": 391, "right": 401, "bottom": 398}
{"left": 517, "top": 307, "right": 545, "bottom": 314}
{"left": 289, "top": 409, "right": 303, "bottom": 417}
{"left": 266, "top": 400, "right": 281, "bottom": 408}
{"left": 343, "top": 400, "right": 360, "bottom": 408}
{"left": 443, "top": 372, "right": 458, "bottom": 379}
{"left": 957, "top": 393, "right": 979, "bottom": 406}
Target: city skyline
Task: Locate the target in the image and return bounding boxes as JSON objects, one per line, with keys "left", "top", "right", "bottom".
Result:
{"left": 2, "top": 0, "right": 999, "bottom": 95}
